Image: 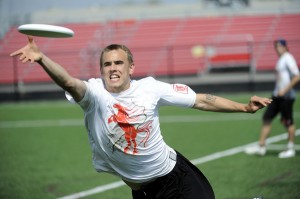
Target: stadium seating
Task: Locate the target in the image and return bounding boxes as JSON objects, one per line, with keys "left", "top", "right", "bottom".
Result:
{"left": 0, "top": 14, "right": 299, "bottom": 84}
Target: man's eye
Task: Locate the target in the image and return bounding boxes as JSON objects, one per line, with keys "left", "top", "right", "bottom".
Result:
{"left": 115, "top": 61, "right": 123, "bottom": 65}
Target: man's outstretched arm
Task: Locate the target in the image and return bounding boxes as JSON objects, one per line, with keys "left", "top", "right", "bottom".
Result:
{"left": 10, "top": 36, "right": 86, "bottom": 102}
{"left": 193, "top": 93, "right": 272, "bottom": 113}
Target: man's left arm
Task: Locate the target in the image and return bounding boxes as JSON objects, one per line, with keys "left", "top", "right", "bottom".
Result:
{"left": 193, "top": 94, "right": 272, "bottom": 113}
{"left": 279, "top": 54, "right": 300, "bottom": 96}
{"left": 278, "top": 74, "right": 300, "bottom": 96}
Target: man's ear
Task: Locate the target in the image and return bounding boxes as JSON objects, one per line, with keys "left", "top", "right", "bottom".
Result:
{"left": 100, "top": 65, "right": 103, "bottom": 75}
{"left": 129, "top": 63, "right": 135, "bottom": 75}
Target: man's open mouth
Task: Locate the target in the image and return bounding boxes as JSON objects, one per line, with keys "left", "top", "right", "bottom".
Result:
{"left": 110, "top": 74, "right": 120, "bottom": 80}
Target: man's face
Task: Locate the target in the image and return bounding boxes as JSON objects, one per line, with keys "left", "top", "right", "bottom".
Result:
{"left": 100, "top": 49, "right": 135, "bottom": 93}
{"left": 274, "top": 42, "right": 287, "bottom": 56}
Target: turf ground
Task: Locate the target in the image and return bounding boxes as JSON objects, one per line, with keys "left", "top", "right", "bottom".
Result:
{"left": 0, "top": 92, "right": 299, "bottom": 199}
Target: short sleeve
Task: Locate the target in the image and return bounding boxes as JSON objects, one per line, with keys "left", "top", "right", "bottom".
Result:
{"left": 65, "top": 79, "right": 99, "bottom": 112}
{"left": 155, "top": 80, "right": 196, "bottom": 107}
{"left": 286, "top": 54, "right": 300, "bottom": 76}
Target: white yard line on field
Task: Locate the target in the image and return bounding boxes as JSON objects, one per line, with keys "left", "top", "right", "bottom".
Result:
{"left": 1, "top": 112, "right": 299, "bottom": 128}
{"left": 57, "top": 129, "right": 300, "bottom": 199}
{"left": 0, "top": 119, "right": 83, "bottom": 128}
{"left": 1, "top": 115, "right": 246, "bottom": 128}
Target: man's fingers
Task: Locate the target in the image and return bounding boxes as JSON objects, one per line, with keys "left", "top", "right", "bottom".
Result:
{"left": 253, "top": 101, "right": 264, "bottom": 108}
{"left": 247, "top": 96, "right": 272, "bottom": 113}
{"left": 256, "top": 98, "right": 272, "bottom": 108}
{"left": 19, "top": 54, "right": 26, "bottom": 61}
{"left": 28, "top": 36, "right": 34, "bottom": 43}
{"left": 10, "top": 50, "right": 22, "bottom": 57}
{"left": 22, "top": 57, "right": 30, "bottom": 64}
{"left": 258, "top": 99, "right": 267, "bottom": 107}
{"left": 250, "top": 96, "right": 272, "bottom": 111}
{"left": 10, "top": 36, "right": 34, "bottom": 57}
{"left": 259, "top": 101, "right": 267, "bottom": 107}
{"left": 261, "top": 98, "right": 272, "bottom": 106}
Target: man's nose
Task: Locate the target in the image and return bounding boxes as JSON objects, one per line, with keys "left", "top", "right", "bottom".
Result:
{"left": 110, "top": 63, "right": 117, "bottom": 70}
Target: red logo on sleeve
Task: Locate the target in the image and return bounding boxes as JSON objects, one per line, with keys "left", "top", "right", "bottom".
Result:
{"left": 173, "top": 84, "right": 188, "bottom": 94}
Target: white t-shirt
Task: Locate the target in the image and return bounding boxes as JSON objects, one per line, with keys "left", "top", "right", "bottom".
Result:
{"left": 273, "top": 52, "right": 299, "bottom": 99}
{"left": 66, "top": 77, "right": 196, "bottom": 183}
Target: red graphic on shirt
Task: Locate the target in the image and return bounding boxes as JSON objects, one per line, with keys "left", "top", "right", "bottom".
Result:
{"left": 173, "top": 84, "right": 188, "bottom": 94}
{"left": 108, "top": 103, "right": 152, "bottom": 154}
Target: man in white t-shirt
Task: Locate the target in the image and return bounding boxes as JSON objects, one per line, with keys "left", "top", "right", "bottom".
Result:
{"left": 245, "top": 39, "right": 300, "bottom": 158}
{"left": 11, "top": 37, "right": 271, "bottom": 199}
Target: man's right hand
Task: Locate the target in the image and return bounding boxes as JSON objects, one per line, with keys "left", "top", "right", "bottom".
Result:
{"left": 10, "top": 36, "right": 43, "bottom": 63}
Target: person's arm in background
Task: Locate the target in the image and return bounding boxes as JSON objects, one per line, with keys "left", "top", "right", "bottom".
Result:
{"left": 278, "top": 75, "right": 300, "bottom": 97}
{"left": 278, "top": 53, "right": 300, "bottom": 97}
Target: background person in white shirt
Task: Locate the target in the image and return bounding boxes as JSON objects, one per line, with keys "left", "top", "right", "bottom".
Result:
{"left": 245, "top": 39, "right": 300, "bottom": 158}
{"left": 11, "top": 36, "right": 271, "bottom": 199}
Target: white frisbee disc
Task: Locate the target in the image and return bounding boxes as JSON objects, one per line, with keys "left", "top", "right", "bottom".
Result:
{"left": 18, "top": 24, "right": 74, "bottom": 38}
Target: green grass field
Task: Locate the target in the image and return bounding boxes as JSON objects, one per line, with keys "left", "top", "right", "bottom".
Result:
{"left": 1, "top": 92, "right": 299, "bottom": 199}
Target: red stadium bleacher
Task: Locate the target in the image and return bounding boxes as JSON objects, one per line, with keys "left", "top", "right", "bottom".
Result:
{"left": 0, "top": 14, "right": 299, "bottom": 84}
{"left": 0, "top": 23, "right": 102, "bottom": 83}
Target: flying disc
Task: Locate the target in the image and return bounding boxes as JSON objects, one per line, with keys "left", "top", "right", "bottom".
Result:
{"left": 18, "top": 24, "right": 74, "bottom": 38}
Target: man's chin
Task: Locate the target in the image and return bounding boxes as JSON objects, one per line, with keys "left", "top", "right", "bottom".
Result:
{"left": 104, "top": 78, "right": 119, "bottom": 86}
{"left": 106, "top": 83, "right": 122, "bottom": 93}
